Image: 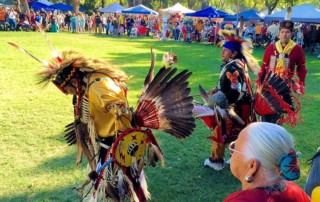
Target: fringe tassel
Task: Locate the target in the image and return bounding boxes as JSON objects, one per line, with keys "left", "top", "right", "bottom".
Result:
{"left": 123, "top": 175, "right": 140, "bottom": 202}
{"left": 88, "top": 118, "right": 99, "bottom": 162}
{"left": 139, "top": 170, "right": 151, "bottom": 200}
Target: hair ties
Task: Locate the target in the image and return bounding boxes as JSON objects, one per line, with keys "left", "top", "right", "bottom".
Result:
{"left": 277, "top": 148, "right": 301, "bottom": 181}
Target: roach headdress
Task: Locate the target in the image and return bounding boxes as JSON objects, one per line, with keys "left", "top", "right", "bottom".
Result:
{"left": 37, "top": 49, "right": 128, "bottom": 92}
{"left": 219, "top": 30, "right": 260, "bottom": 74}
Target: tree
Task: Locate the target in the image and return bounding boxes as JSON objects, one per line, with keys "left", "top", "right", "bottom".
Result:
{"left": 265, "top": 0, "right": 280, "bottom": 14}
{"left": 201, "top": 0, "right": 209, "bottom": 9}
{"left": 83, "top": 0, "right": 95, "bottom": 11}
{"left": 127, "top": 0, "right": 133, "bottom": 7}
{"left": 73, "top": 0, "right": 80, "bottom": 13}
{"left": 15, "top": 0, "right": 21, "bottom": 11}
{"left": 22, "top": 0, "right": 30, "bottom": 18}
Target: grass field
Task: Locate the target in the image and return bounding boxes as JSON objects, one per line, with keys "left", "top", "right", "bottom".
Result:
{"left": 0, "top": 32, "right": 319, "bottom": 202}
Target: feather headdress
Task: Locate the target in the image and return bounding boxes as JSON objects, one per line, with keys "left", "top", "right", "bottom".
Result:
{"left": 8, "top": 43, "right": 128, "bottom": 93}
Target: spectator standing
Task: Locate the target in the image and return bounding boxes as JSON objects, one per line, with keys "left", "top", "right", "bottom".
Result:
{"left": 93, "top": 13, "right": 101, "bottom": 34}
{"left": 71, "top": 13, "right": 77, "bottom": 33}
{"left": 295, "top": 28, "right": 304, "bottom": 47}
{"left": 195, "top": 19, "right": 203, "bottom": 42}
{"left": 113, "top": 18, "right": 119, "bottom": 37}
{"left": 8, "top": 8, "right": 17, "bottom": 31}
{"left": 87, "top": 15, "right": 93, "bottom": 34}
{"left": 0, "top": 6, "right": 6, "bottom": 31}
{"left": 39, "top": 8, "right": 47, "bottom": 29}
{"left": 64, "top": 11, "right": 71, "bottom": 31}
{"left": 79, "top": 12, "right": 85, "bottom": 34}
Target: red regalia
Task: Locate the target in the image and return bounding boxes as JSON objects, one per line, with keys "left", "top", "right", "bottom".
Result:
{"left": 255, "top": 20, "right": 307, "bottom": 126}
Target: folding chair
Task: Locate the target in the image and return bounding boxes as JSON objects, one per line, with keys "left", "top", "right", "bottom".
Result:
{"left": 129, "top": 28, "right": 138, "bottom": 38}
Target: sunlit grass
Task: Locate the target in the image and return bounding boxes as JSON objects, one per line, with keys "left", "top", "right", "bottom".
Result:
{"left": 0, "top": 32, "right": 319, "bottom": 201}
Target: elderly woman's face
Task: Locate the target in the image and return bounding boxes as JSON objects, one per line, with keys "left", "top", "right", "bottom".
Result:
{"left": 230, "top": 128, "right": 249, "bottom": 181}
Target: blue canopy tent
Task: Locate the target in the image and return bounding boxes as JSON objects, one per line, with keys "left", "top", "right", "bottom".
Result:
{"left": 122, "top": 4, "right": 158, "bottom": 15}
{"left": 224, "top": 9, "right": 264, "bottom": 21}
{"left": 185, "top": 7, "right": 229, "bottom": 18}
{"left": 51, "top": 3, "right": 73, "bottom": 12}
{"left": 99, "top": 2, "right": 125, "bottom": 13}
{"left": 50, "top": 3, "right": 84, "bottom": 12}
{"left": 28, "top": 2, "right": 54, "bottom": 11}
{"left": 264, "top": 4, "right": 320, "bottom": 23}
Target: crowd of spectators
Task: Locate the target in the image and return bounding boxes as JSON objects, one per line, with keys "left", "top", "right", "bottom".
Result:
{"left": 1, "top": 6, "right": 319, "bottom": 57}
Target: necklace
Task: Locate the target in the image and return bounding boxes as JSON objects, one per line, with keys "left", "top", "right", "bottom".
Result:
{"left": 256, "top": 182, "right": 286, "bottom": 192}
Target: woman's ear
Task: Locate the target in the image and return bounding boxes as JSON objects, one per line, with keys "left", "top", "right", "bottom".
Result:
{"left": 246, "top": 159, "right": 260, "bottom": 177}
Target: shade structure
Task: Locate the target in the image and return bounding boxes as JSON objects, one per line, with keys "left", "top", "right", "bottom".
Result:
{"left": 28, "top": 2, "right": 54, "bottom": 11}
{"left": 264, "top": 3, "right": 320, "bottom": 23}
{"left": 161, "top": 3, "right": 194, "bottom": 14}
{"left": 122, "top": 4, "right": 158, "bottom": 15}
{"left": 37, "top": 0, "right": 53, "bottom": 6}
{"left": 51, "top": 3, "right": 73, "bottom": 12}
{"left": 224, "top": 9, "right": 264, "bottom": 21}
{"left": 185, "top": 7, "right": 229, "bottom": 18}
{"left": 99, "top": 2, "right": 125, "bottom": 13}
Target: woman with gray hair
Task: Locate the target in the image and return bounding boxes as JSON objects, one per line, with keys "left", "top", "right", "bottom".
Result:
{"left": 224, "top": 122, "right": 310, "bottom": 202}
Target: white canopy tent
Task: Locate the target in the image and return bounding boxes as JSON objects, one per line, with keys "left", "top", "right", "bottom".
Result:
{"left": 161, "top": 3, "right": 194, "bottom": 14}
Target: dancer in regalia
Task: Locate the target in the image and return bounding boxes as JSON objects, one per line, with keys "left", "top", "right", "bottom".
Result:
{"left": 9, "top": 38, "right": 195, "bottom": 201}
{"left": 194, "top": 31, "right": 259, "bottom": 171}
{"left": 256, "top": 18, "right": 306, "bottom": 125}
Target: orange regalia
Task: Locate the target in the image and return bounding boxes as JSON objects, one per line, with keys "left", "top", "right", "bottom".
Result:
{"left": 8, "top": 35, "right": 195, "bottom": 201}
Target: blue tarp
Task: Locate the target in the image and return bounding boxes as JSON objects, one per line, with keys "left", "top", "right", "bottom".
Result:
{"left": 50, "top": 3, "right": 73, "bottom": 12}
{"left": 224, "top": 9, "right": 264, "bottom": 21}
{"left": 122, "top": 4, "right": 158, "bottom": 15}
{"left": 99, "top": 2, "right": 125, "bottom": 13}
{"left": 264, "top": 3, "right": 320, "bottom": 23}
{"left": 185, "top": 7, "right": 229, "bottom": 18}
{"left": 28, "top": 2, "right": 54, "bottom": 11}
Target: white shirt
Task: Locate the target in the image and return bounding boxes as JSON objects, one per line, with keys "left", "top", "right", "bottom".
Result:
{"left": 9, "top": 11, "right": 16, "bottom": 20}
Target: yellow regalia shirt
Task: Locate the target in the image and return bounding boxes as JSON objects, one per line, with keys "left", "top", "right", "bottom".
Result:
{"left": 312, "top": 186, "right": 320, "bottom": 202}
{"left": 86, "top": 73, "right": 132, "bottom": 138}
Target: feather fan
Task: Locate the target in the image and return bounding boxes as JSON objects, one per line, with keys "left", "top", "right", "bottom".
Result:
{"left": 135, "top": 66, "right": 195, "bottom": 138}
{"left": 254, "top": 71, "right": 301, "bottom": 126}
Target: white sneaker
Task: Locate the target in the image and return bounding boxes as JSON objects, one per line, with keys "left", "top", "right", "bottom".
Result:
{"left": 204, "top": 158, "right": 225, "bottom": 171}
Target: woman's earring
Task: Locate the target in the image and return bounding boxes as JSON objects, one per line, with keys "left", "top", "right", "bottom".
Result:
{"left": 245, "top": 175, "right": 254, "bottom": 183}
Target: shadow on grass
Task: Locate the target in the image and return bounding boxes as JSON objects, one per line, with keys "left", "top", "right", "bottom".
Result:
{"left": 0, "top": 185, "right": 81, "bottom": 202}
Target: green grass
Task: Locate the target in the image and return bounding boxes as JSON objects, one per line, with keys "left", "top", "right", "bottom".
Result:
{"left": 0, "top": 32, "right": 319, "bottom": 202}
